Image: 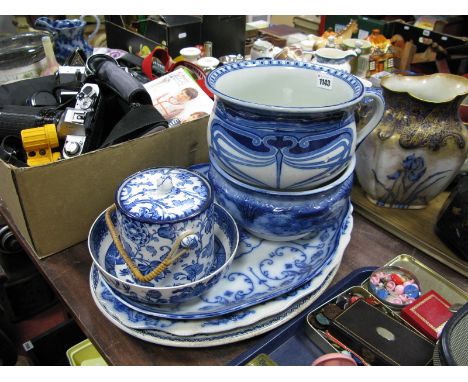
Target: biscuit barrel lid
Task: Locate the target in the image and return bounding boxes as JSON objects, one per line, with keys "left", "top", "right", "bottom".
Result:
{"left": 115, "top": 167, "right": 212, "bottom": 224}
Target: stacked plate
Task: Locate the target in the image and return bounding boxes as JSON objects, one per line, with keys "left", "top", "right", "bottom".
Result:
{"left": 88, "top": 163, "right": 353, "bottom": 347}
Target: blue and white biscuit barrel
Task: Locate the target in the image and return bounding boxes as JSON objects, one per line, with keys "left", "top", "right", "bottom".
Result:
{"left": 115, "top": 168, "right": 215, "bottom": 287}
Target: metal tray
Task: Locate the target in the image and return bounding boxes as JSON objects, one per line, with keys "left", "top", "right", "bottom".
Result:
{"left": 227, "top": 267, "right": 376, "bottom": 366}
{"left": 229, "top": 256, "right": 467, "bottom": 365}
{"left": 379, "top": 254, "right": 468, "bottom": 306}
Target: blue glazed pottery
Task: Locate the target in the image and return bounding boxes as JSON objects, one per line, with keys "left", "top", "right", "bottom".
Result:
{"left": 206, "top": 60, "right": 384, "bottom": 190}
{"left": 115, "top": 168, "right": 215, "bottom": 286}
{"left": 34, "top": 16, "right": 100, "bottom": 64}
{"left": 89, "top": 203, "right": 352, "bottom": 318}
{"left": 102, "top": 207, "right": 351, "bottom": 320}
{"left": 209, "top": 154, "right": 355, "bottom": 241}
{"left": 89, "top": 203, "right": 239, "bottom": 305}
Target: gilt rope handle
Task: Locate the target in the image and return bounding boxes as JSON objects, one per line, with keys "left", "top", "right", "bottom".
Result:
{"left": 105, "top": 204, "right": 195, "bottom": 283}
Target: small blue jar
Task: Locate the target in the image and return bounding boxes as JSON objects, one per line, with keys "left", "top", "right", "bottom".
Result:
{"left": 115, "top": 167, "right": 215, "bottom": 287}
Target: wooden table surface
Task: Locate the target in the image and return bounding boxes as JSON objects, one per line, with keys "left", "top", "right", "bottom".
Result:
{"left": 1, "top": 201, "right": 467, "bottom": 366}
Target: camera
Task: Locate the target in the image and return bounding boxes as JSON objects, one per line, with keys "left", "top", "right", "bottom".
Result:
{"left": 62, "top": 135, "right": 86, "bottom": 159}
{"left": 57, "top": 83, "right": 100, "bottom": 159}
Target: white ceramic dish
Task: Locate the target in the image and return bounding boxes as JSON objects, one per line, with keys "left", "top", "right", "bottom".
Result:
{"left": 91, "top": 248, "right": 341, "bottom": 336}
{"left": 89, "top": 261, "right": 340, "bottom": 347}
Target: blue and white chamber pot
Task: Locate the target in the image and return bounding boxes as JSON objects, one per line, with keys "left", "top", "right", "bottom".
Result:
{"left": 206, "top": 60, "right": 385, "bottom": 190}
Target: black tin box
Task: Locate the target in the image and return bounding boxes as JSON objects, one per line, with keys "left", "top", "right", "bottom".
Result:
{"left": 329, "top": 299, "right": 435, "bottom": 365}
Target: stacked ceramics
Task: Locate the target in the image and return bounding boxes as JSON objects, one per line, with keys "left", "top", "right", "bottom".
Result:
{"left": 205, "top": 60, "right": 385, "bottom": 241}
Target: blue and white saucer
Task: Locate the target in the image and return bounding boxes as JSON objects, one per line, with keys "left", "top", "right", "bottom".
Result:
{"left": 103, "top": 203, "right": 352, "bottom": 319}
{"left": 89, "top": 217, "right": 349, "bottom": 345}
{"left": 91, "top": 239, "right": 342, "bottom": 336}
{"left": 90, "top": 268, "right": 339, "bottom": 347}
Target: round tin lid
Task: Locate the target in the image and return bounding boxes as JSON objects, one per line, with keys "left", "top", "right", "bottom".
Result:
{"left": 116, "top": 168, "right": 212, "bottom": 224}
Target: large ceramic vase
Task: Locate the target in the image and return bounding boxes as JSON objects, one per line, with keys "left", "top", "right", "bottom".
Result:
{"left": 356, "top": 74, "right": 468, "bottom": 209}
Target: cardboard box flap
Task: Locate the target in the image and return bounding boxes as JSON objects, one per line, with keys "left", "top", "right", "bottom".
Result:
{"left": 0, "top": 159, "right": 35, "bottom": 250}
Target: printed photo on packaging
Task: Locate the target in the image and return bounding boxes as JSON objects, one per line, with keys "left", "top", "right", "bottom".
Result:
{"left": 144, "top": 68, "right": 213, "bottom": 127}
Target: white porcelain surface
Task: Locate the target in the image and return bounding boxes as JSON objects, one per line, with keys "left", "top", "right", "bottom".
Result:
{"left": 312, "top": 48, "right": 357, "bottom": 73}
{"left": 250, "top": 40, "right": 274, "bottom": 60}
{"left": 381, "top": 74, "right": 468, "bottom": 103}
{"left": 197, "top": 57, "right": 219, "bottom": 70}
{"left": 180, "top": 47, "right": 201, "bottom": 62}
{"left": 213, "top": 63, "right": 355, "bottom": 109}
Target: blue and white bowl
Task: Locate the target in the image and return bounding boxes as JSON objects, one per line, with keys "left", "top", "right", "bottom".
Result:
{"left": 206, "top": 60, "right": 384, "bottom": 190}
{"left": 89, "top": 203, "right": 239, "bottom": 305}
{"left": 209, "top": 154, "right": 355, "bottom": 241}
{"left": 115, "top": 167, "right": 215, "bottom": 287}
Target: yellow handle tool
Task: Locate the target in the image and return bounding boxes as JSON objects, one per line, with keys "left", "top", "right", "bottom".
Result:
{"left": 21, "top": 124, "right": 61, "bottom": 166}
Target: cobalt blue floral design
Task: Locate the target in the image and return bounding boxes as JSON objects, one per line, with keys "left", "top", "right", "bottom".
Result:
{"left": 34, "top": 17, "right": 95, "bottom": 64}
{"left": 116, "top": 168, "right": 212, "bottom": 223}
{"left": 114, "top": 168, "right": 215, "bottom": 286}
{"left": 121, "top": 218, "right": 150, "bottom": 246}
{"left": 89, "top": 258, "right": 341, "bottom": 342}
{"left": 374, "top": 154, "right": 451, "bottom": 208}
{"left": 90, "top": 243, "right": 341, "bottom": 335}
{"left": 209, "top": 154, "right": 354, "bottom": 241}
{"left": 89, "top": 201, "right": 353, "bottom": 319}
{"left": 89, "top": 203, "right": 239, "bottom": 306}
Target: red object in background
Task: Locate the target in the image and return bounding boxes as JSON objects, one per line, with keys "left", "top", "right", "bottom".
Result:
{"left": 390, "top": 273, "right": 405, "bottom": 285}
{"left": 141, "top": 47, "right": 214, "bottom": 99}
{"left": 142, "top": 47, "right": 174, "bottom": 80}
{"left": 460, "top": 104, "right": 468, "bottom": 124}
{"left": 319, "top": 16, "right": 326, "bottom": 36}
{"left": 401, "top": 290, "right": 453, "bottom": 342}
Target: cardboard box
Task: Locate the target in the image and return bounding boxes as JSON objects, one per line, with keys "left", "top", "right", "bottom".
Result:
{"left": 0, "top": 118, "right": 209, "bottom": 259}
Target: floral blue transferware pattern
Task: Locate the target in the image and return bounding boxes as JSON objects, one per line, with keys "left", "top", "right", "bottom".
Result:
{"left": 34, "top": 17, "right": 98, "bottom": 64}
{"left": 89, "top": 260, "right": 341, "bottom": 347}
{"left": 116, "top": 168, "right": 212, "bottom": 223}
{"left": 209, "top": 155, "right": 354, "bottom": 241}
{"left": 92, "top": 205, "right": 353, "bottom": 319}
{"left": 114, "top": 168, "right": 215, "bottom": 286}
{"left": 90, "top": 255, "right": 340, "bottom": 336}
{"left": 89, "top": 204, "right": 239, "bottom": 306}
{"left": 372, "top": 154, "right": 451, "bottom": 209}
